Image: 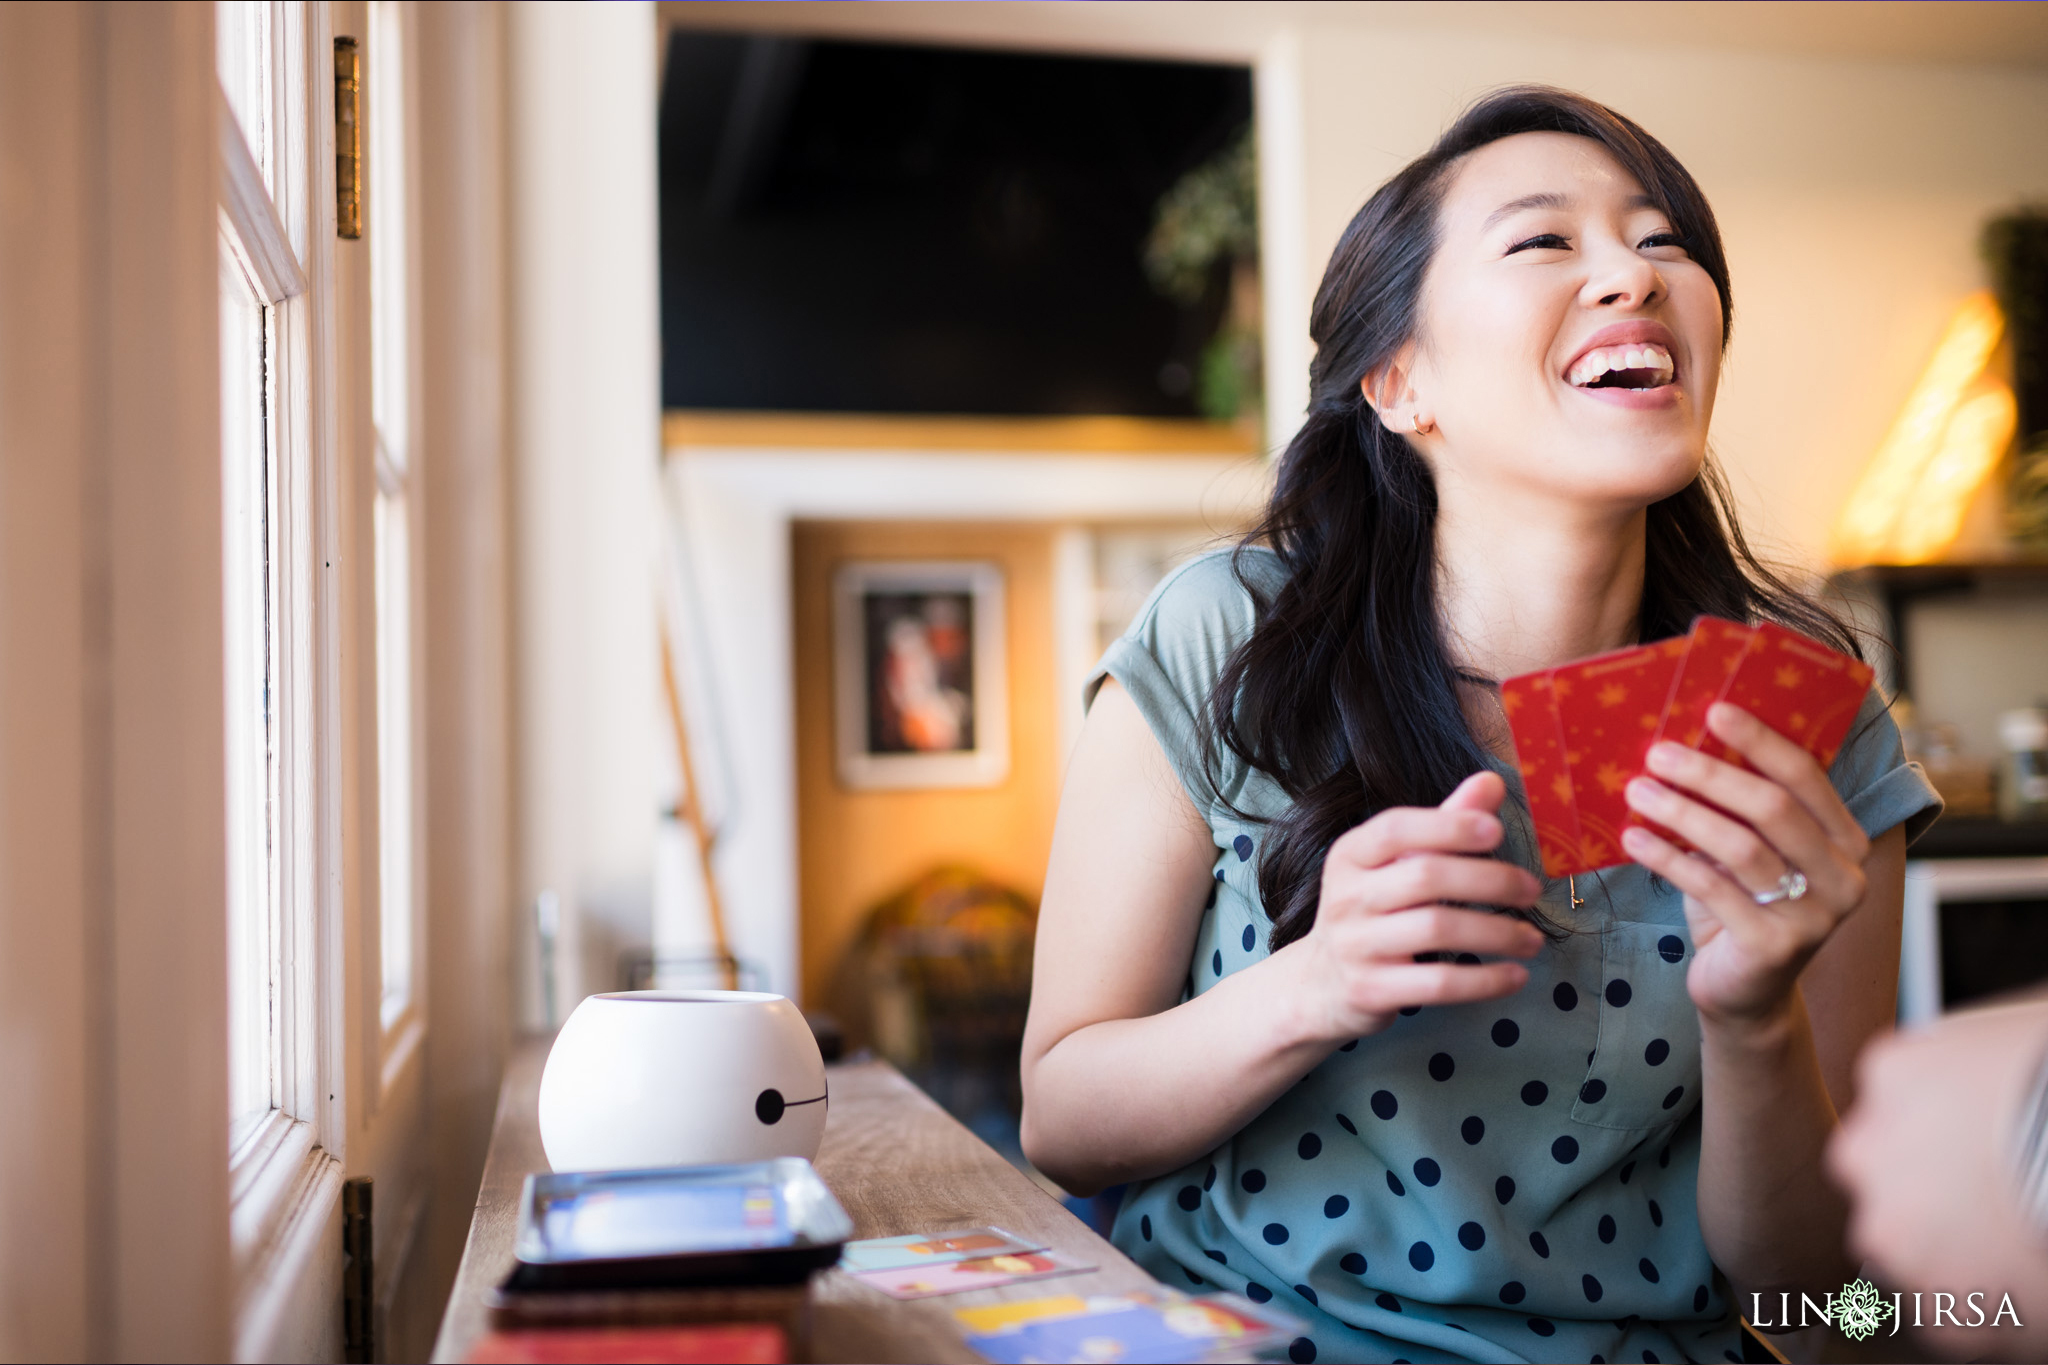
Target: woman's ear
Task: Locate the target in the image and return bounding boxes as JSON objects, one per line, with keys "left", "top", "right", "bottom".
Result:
{"left": 1361, "top": 353, "right": 1436, "bottom": 438}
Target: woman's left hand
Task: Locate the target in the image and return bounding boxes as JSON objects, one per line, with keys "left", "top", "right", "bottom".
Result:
{"left": 1620, "top": 702, "right": 1871, "bottom": 1027}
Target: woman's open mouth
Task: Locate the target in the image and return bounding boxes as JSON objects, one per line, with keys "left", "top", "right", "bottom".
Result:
{"left": 1567, "top": 342, "right": 1676, "bottom": 392}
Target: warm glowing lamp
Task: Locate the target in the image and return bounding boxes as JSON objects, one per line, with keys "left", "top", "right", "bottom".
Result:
{"left": 1830, "top": 290, "right": 2015, "bottom": 566}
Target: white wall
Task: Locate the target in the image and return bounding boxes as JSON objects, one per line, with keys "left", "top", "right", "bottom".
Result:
{"left": 508, "top": 1, "right": 664, "bottom": 1022}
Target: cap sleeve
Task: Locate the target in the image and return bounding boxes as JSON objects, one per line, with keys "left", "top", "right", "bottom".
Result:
{"left": 1829, "top": 687, "right": 1943, "bottom": 846}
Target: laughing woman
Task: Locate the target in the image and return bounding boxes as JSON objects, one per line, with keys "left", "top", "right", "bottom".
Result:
{"left": 1018, "top": 88, "right": 1940, "bottom": 1365}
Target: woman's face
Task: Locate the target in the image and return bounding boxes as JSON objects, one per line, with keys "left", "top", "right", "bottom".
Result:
{"left": 1386, "top": 131, "right": 1725, "bottom": 512}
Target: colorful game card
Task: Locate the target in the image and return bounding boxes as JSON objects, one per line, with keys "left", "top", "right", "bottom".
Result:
{"left": 838, "top": 1227, "right": 1042, "bottom": 1274}
{"left": 465, "top": 1325, "right": 786, "bottom": 1364}
{"left": 1501, "top": 670, "right": 1584, "bottom": 877}
{"left": 1624, "top": 617, "right": 1755, "bottom": 848}
{"left": 960, "top": 1292, "right": 1299, "bottom": 1365}
{"left": 856, "top": 1250, "right": 1093, "bottom": 1300}
{"left": 1550, "top": 637, "right": 1687, "bottom": 870}
{"left": 1693, "top": 621, "right": 1874, "bottom": 774}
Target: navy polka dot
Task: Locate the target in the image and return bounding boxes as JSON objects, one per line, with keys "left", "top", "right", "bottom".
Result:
{"left": 1339, "top": 1039, "right": 1359, "bottom": 1051}
{"left": 1658, "top": 934, "right": 1684, "bottom": 962}
{"left": 1461, "top": 1116, "right": 1485, "bottom": 1145}
{"left": 1298, "top": 1132, "right": 1322, "bottom": 1160}
{"left": 1246, "top": 1283, "right": 1272, "bottom": 1303}
{"left": 1530, "top": 1231, "right": 1550, "bottom": 1258}
{"left": 1598, "top": 1214, "right": 1616, "bottom": 1243}
{"left": 1241, "top": 1169, "right": 1266, "bottom": 1193}
{"left": 1500, "top": 1281, "right": 1526, "bottom": 1304}
{"left": 1262, "top": 1222, "right": 1290, "bottom": 1245}
{"left": 1398, "top": 1005, "right": 1421, "bottom": 1017}
{"left": 1639, "top": 1258, "right": 1660, "bottom": 1283}
{"left": 1528, "top": 1318, "right": 1556, "bottom": 1337}
{"left": 1204, "top": 1248, "right": 1227, "bottom": 1263}
{"left": 1140, "top": 1215, "right": 1152, "bottom": 1241}
{"left": 1694, "top": 1285, "right": 1710, "bottom": 1313}
{"left": 1371, "top": 1090, "right": 1398, "bottom": 1120}
{"left": 1203, "top": 1163, "right": 1216, "bottom": 1190}
{"left": 1642, "top": 1352, "right": 1659, "bottom": 1364}
{"left": 1659, "top": 1144, "right": 1672, "bottom": 1169}
{"left": 1289, "top": 1336, "right": 1316, "bottom": 1363}
{"left": 1243, "top": 924, "right": 1256, "bottom": 952}
{"left": 1619, "top": 1161, "right": 1636, "bottom": 1184}
{"left": 1186, "top": 1268, "right": 1206, "bottom": 1286}
{"left": 1295, "top": 1284, "right": 1318, "bottom": 1307}
{"left": 1215, "top": 868, "right": 1226, "bottom": 882}
{"left": 1458, "top": 1221, "right": 1485, "bottom": 1251}
{"left": 1648, "top": 1199, "right": 1663, "bottom": 1227}
{"left": 1234, "top": 834, "right": 1254, "bottom": 860}
{"left": 1212, "top": 949, "right": 1222, "bottom": 976}
{"left": 1554, "top": 982, "right": 1579, "bottom": 1010}
{"left": 1428, "top": 1052, "right": 1456, "bottom": 1082}
{"left": 1408, "top": 1241, "right": 1435, "bottom": 1271}
{"left": 1376, "top": 1292, "right": 1403, "bottom": 1313}
{"left": 1583, "top": 1274, "right": 1604, "bottom": 1302}
{"left": 1552, "top": 1135, "right": 1580, "bottom": 1164}
{"left": 1645, "top": 1038, "right": 1671, "bottom": 1066}
{"left": 1413, "top": 1158, "right": 1441, "bottom": 1186}
{"left": 1385, "top": 1171, "right": 1406, "bottom": 1196}
{"left": 1340, "top": 1252, "right": 1367, "bottom": 1274}
{"left": 1521, "top": 1080, "right": 1549, "bottom": 1106}
{"left": 1580, "top": 1078, "right": 1608, "bottom": 1104}
{"left": 1495, "top": 1175, "right": 1516, "bottom": 1205}
{"left": 1335, "top": 1113, "right": 1357, "bottom": 1135}
{"left": 1177, "top": 1185, "right": 1201, "bottom": 1211}
{"left": 1492, "top": 1018, "right": 1521, "bottom": 1047}
{"left": 1324, "top": 1195, "right": 1348, "bottom": 1218}
{"left": 1606, "top": 979, "right": 1633, "bottom": 1007}
{"left": 1662, "top": 1085, "right": 1685, "bottom": 1109}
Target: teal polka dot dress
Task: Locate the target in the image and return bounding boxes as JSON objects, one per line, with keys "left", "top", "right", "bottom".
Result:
{"left": 1090, "top": 550, "right": 1942, "bottom": 1365}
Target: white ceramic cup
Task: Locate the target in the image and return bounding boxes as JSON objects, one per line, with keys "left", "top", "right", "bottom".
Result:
{"left": 537, "top": 990, "right": 828, "bottom": 1172}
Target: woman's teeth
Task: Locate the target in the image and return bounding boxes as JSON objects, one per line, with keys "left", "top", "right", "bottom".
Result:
{"left": 1568, "top": 343, "right": 1676, "bottom": 389}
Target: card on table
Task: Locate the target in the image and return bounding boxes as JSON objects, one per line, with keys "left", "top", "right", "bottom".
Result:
{"left": 856, "top": 1250, "right": 1093, "bottom": 1300}
{"left": 838, "top": 1227, "right": 1042, "bottom": 1274}
{"left": 464, "top": 1325, "right": 786, "bottom": 1364}
{"left": 959, "top": 1292, "right": 1298, "bottom": 1365}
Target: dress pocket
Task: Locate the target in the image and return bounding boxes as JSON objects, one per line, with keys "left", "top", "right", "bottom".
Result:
{"left": 1569, "top": 920, "right": 1702, "bottom": 1133}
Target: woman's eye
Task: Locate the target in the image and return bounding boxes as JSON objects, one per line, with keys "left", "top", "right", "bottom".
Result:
{"left": 1640, "top": 232, "right": 1691, "bottom": 253}
{"left": 1506, "top": 233, "right": 1570, "bottom": 254}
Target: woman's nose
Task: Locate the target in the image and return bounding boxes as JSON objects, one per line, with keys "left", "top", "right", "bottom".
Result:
{"left": 1583, "top": 242, "right": 1663, "bottom": 310}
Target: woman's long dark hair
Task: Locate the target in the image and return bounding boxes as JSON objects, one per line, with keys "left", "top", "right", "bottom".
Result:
{"left": 1218, "top": 86, "right": 1857, "bottom": 950}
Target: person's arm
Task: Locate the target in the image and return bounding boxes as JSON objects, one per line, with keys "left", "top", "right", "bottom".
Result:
{"left": 1620, "top": 703, "right": 1903, "bottom": 1310}
{"left": 1019, "top": 678, "right": 1546, "bottom": 1196}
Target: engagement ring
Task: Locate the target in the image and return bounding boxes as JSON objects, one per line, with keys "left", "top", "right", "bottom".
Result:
{"left": 1752, "top": 870, "right": 1809, "bottom": 906}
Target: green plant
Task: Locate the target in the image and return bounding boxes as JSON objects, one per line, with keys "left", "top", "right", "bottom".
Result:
{"left": 1145, "top": 127, "right": 1261, "bottom": 423}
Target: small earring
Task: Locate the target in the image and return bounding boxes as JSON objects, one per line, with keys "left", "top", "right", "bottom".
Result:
{"left": 1410, "top": 413, "right": 1432, "bottom": 435}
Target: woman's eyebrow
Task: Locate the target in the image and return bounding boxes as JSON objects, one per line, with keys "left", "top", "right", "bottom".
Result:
{"left": 1482, "top": 191, "right": 1569, "bottom": 231}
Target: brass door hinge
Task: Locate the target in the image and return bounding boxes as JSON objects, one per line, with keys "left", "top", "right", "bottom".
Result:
{"left": 342, "top": 1175, "right": 375, "bottom": 1362}
{"left": 335, "top": 36, "right": 362, "bottom": 239}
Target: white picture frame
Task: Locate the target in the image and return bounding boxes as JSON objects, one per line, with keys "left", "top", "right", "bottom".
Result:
{"left": 833, "top": 560, "right": 1009, "bottom": 789}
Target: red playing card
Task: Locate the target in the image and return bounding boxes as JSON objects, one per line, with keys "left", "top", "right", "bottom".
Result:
{"left": 466, "top": 1325, "right": 786, "bottom": 1364}
{"left": 1501, "top": 670, "right": 1585, "bottom": 877}
{"left": 1551, "top": 639, "right": 1687, "bottom": 872}
{"left": 1695, "top": 621, "right": 1875, "bottom": 772}
{"left": 1624, "top": 617, "right": 1755, "bottom": 847}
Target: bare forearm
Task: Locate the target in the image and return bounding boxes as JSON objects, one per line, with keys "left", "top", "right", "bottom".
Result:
{"left": 1697, "top": 988, "right": 1855, "bottom": 1301}
{"left": 1021, "top": 946, "right": 1332, "bottom": 1195}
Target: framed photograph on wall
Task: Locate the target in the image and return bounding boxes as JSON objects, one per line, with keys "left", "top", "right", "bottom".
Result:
{"left": 833, "top": 560, "right": 1008, "bottom": 789}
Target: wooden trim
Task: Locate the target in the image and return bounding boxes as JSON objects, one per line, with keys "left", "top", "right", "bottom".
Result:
{"left": 663, "top": 408, "right": 1264, "bottom": 455}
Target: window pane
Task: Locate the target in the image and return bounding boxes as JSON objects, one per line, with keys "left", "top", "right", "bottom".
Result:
{"left": 367, "top": 0, "right": 408, "bottom": 469}
{"left": 374, "top": 490, "right": 413, "bottom": 1028}
{"left": 221, "top": 247, "right": 274, "bottom": 1141}
{"left": 215, "top": 1, "right": 271, "bottom": 177}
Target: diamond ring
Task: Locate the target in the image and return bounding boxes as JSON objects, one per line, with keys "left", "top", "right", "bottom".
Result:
{"left": 1752, "top": 870, "right": 1809, "bottom": 906}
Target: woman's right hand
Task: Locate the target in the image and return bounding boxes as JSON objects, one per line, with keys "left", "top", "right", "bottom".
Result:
{"left": 1284, "top": 770, "right": 1547, "bottom": 1045}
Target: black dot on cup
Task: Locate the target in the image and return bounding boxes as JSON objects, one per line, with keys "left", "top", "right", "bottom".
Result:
{"left": 1620, "top": 1161, "right": 1635, "bottom": 1184}
{"left": 755, "top": 1089, "right": 786, "bottom": 1124}
{"left": 1324, "top": 1195, "right": 1348, "bottom": 1218}
{"left": 1295, "top": 1284, "right": 1318, "bottom": 1307}
{"left": 1580, "top": 1079, "right": 1607, "bottom": 1104}
{"left": 1528, "top": 1318, "right": 1556, "bottom": 1337}
{"left": 1662, "top": 1085, "right": 1685, "bottom": 1109}
{"left": 1178, "top": 1185, "right": 1201, "bottom": 1211}
{"left": 1298, "top": 1132, "right": 1322, "bottom": 1160}
{"left": 1639, "top": 1258, "right": 1660, "bottom": 1283}
{"left": 1461, "top": 1116, "right": 1485, "bottom": 1145}
{"left": 1408, "top": 1241, "right": 1435, "bottom": 1271}
{"left": 1371, "top": 1090, "right": 1398, "bottom": 1120}
{"left": 1398, "top": 1006, "right": 1421, "bottom": 1017}
{"left": 1243, "top": 924, "right": 1256, "bottom": 952}
{"left": 1645, "top": 1038, "right": 1670, "bottom": 1066}
{"left": 1413, "top": 1157, "right": 1441, "bottom": 1186}
{"left": 1552, "top": 1135, "right": 1580, "bottom": 1164}
{"left": 1500, "top": 1281, "right": 1526, "bottom": 1304}
{"left": 1492, "top": 1018, "right": 1521, "bottom": 1047}
{"left": 1234, "top": 834, "right": 1254, "bottom": 861}
{"left": 1649, "top": 1198, "right": 1663, "bottom": 1227}
{"left": 1429, "top": 1052, "right": 1456, "bottom": 1082}
{"left": 1335, "top": 1113, "right": 1357, "bottom": 1135}
{"left": 1386, "top": 1171, "right": 1406, "bottom": 1196}
{"left": 1241, "top": 1169, "right": 1267, "bottom": 1193}
{"left": 1140, "top": 1215, "right": 1152, "bottom": 1241}
{"left": 1521, "top": 1080, "right": 1548, "bottom": 1106}
{"left": 1263, "top": 1223, "right": 1290, "bottom": 1245}
{"left": 1246, "top": 1283, "right": 1272, "bottom": 1303}
{"left": 1529, "top": 1231, "right": 1550, "bottom": 1258}
{"left": 1341, "top": 1252, "right": 1367, "bottom": 1274}
{"left": 1598, "top": 1214, "right": 1616, "bottom": 1243}
{"left": 1605, "top": 979, "right": 1633, "bottom": 1007}
{"left": 1583, "top": 1274, "right": 1604, "bottom": 1302}
{"left": 1377, "top": 1292, "right": 1403, "bottom": 1313}
{"left": 1495, "top": 1175, "right": 1516, "bottom": 1205}
{"left": 1204, "top": 1248, "right": 1227, "bottom": 1264}
{"left": 1212, "top": 949, "right": 1222, "bottom": 976}
{"left": 1288, "top": 1338, "right": 1316, "bottom": 1364}
{"left": 1694, "top": 1285, "right": 1710, "bottom": 1313}
{"left": 1658, "top": 934, "right": 1684, "bottom": 963}
{"left": 1458, "top": 1221, "right": 1485, "bottom": 1251}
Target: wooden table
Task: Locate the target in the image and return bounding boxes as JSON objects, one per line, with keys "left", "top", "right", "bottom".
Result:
{"left": 430, "top": 1039, "right": 1161, "bottom": 1363}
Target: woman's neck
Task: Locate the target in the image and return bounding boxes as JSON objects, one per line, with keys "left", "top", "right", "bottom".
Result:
{"left": 1433, "top": 486, "right": 1648, "bottom": 682}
